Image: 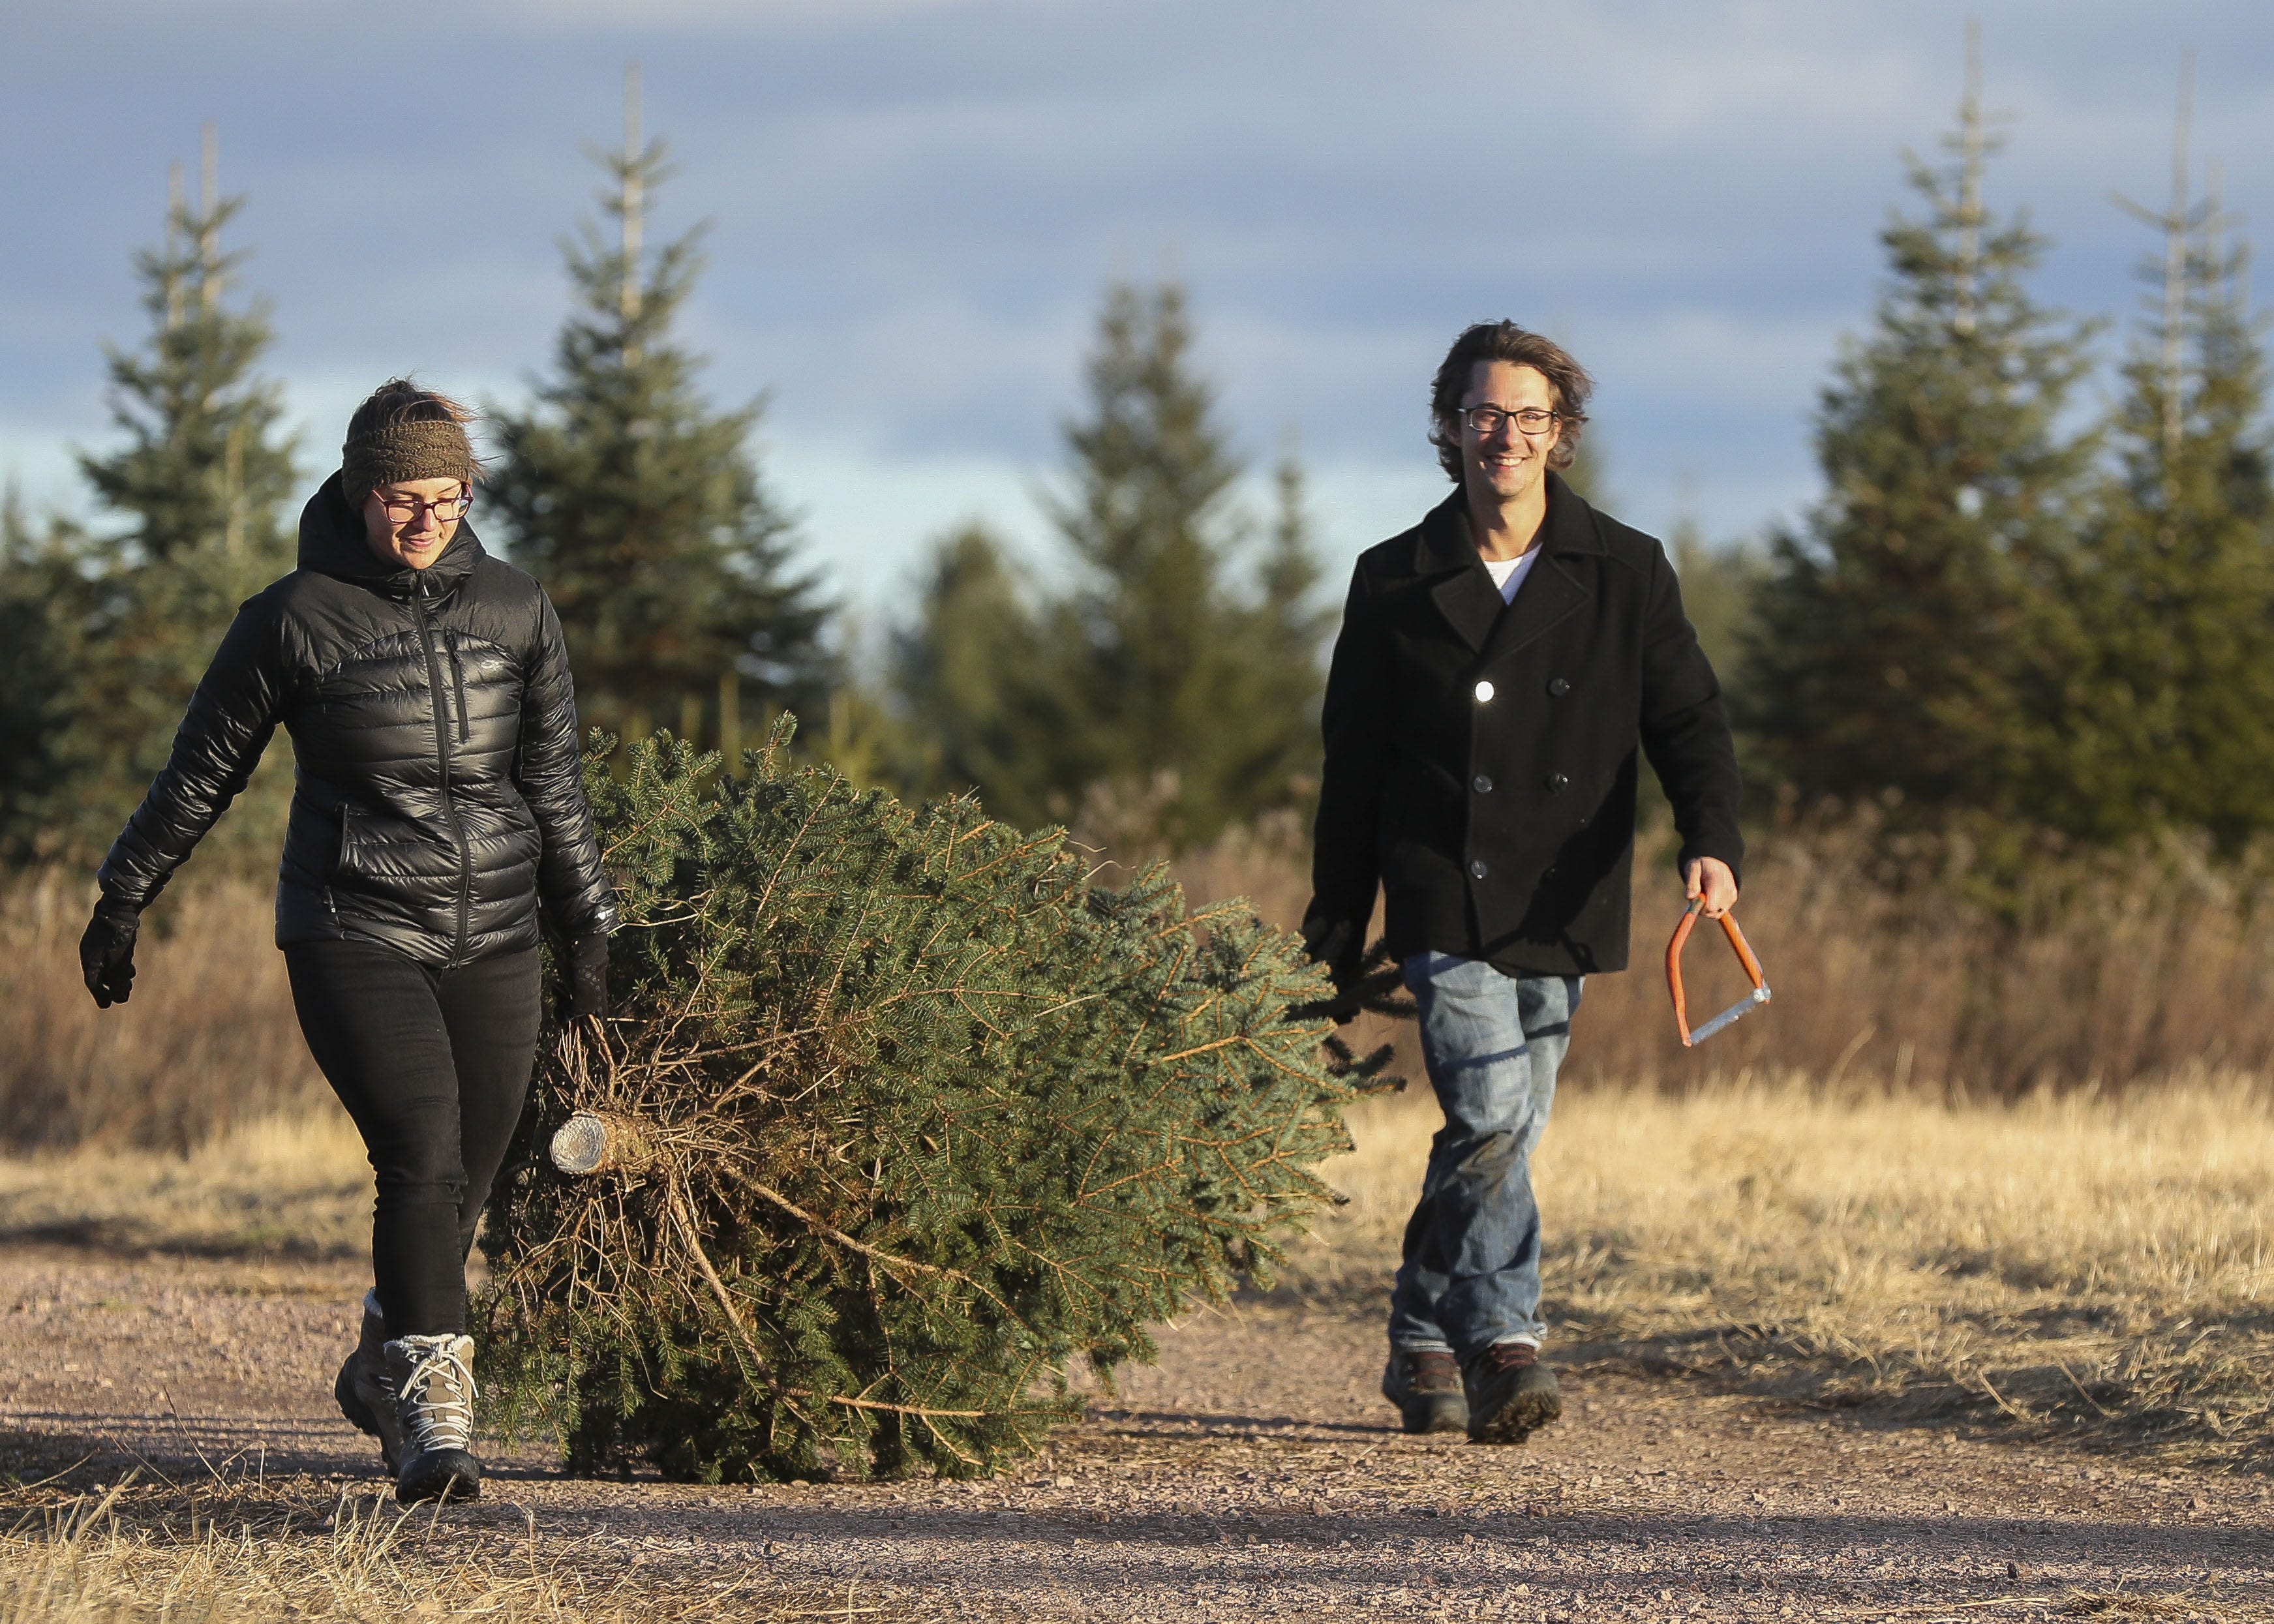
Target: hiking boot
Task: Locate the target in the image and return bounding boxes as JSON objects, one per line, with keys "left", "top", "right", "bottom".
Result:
{"left": 1464, "top": 1340, "right": 1560, "bottom": 1445}
{"left": 333, "top": 1291, "right": 403, "bottom": 1471}
{"left": 1381, "top": 1348, "right": 1468, "bottom": 1435}
{"left": 384, "top": 1333, "right": 482, "bottom": 1504}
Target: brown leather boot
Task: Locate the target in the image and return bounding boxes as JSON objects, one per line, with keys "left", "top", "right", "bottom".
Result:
{"left": 1464, "top": 1340, "right": 1561, "bottom": 1445}
{"left": 1381, "top": 1348, "right": 1468, "bottom": 1434}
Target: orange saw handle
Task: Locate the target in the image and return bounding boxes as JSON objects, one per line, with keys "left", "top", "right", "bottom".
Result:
{"left": 1665, "top": 897, "right": 1771, "bottom": 1047}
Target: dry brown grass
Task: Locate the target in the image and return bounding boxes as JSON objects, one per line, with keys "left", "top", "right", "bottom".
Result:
{"left": 0, "top": 1474, "right": 881, "bottom": 1622}
{"left": 1285, "top": 1072, "right": 2274, "bottom": 1468}
{"left": 1162, "top": 812, "right": 2274, "bottom": 1097}
{"left": 30, "top": 1072, "right": 2268, "bottom": 1468}
{"left": 7, "top": 813, "right": 2272, "bottom": 1485}
{"left": 0, "top": 1111, "right": 369, "bottom": 1257}
{"left": 12, "top": 809, "right": 2273, "bottom": 1153}
{"left": 1160, "top": 800, "right": 2274, "bottom": 1462}
{"left": 1, "top": 872, "right": 326, "bottom": 1152}
{"left": 1562, "top": 819, "right": 2274, "bottom": 1096}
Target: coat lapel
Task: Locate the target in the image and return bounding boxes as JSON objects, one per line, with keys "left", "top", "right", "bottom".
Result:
{"left": 1478, "top": 473, "right": 1601, "bottom": 665}
{"left": 1480, "top": 552, "right": 1588, "bottom": 663}
{"left": 1413, "top": 475, "right": 1606, "bottom": 661}
{"left": 1415, "top": 494, "right": 1504, "bottom": 653}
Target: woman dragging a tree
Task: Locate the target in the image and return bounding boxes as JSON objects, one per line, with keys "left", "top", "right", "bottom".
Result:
{"left": 76, "top": 380, "right": 616, "bottom": 1503}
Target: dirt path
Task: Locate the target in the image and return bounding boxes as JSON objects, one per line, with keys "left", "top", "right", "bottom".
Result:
{"left": 2, "top": 1246, "right": 2267, "bottom": 1621}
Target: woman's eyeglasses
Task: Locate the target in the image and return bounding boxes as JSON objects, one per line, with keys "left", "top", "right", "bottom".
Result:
{"left": 375, "top": 489, "right": 472, "bottom": 524}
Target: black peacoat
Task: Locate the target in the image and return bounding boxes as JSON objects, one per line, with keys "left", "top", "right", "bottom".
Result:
{"left": 1305, "top": 473, "right": 1742, "bottom": 978}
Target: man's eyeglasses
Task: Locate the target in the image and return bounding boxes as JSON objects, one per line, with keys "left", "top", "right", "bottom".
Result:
{"left": 1461, "top": 406, "right": 1564, "bottom": 438}
{"left": 376, "top": 489, "right": 472, "bottom": 524}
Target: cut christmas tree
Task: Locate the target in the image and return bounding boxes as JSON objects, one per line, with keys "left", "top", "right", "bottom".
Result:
{"left": 477, "top": 722, "right": 1395, "bottom": 1482}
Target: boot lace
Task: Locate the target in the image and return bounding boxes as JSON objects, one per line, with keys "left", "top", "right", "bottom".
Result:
{"left": 1473, "top": 1341, "right": 1539, "bottom": 1376}
{"left": 395, "top": 1334, "right": 477, "bottom": 1454}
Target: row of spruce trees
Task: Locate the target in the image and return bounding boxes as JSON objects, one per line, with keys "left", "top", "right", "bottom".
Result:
{"left": 0, "top": 115, "right": 1327, "bottom": 868}
{"left": 5, "top": 63, "right": 2274, "bottom": 879}
{"left": 1742, "top": 68, "right": 2274, "bottom": 858}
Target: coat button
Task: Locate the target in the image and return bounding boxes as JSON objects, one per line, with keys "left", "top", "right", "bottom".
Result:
{"left": 1473, "top": 680, "right": 1495, "bottom": 703}
{"left": 1545, "top": 772, "right": 1569, "bottom": 793}
{"left": 1472, "top": 774, "right": 1494, "bottom": 794}
{"left": 1548, "top": 676, "right": 1571, "bottom": 697}
{"left": 1468, "top": 858, "right": 1489, "bottom": 880}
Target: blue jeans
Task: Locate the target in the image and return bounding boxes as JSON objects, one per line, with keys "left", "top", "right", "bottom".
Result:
{"left": 1387, "top": 955, "right": 1582, "bottom": 1364}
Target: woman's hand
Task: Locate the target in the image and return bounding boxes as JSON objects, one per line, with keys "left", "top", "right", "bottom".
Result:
{"left": 79, "top": 899, "right": 141, "bottom": 1008}
{"left": 571, "top": 935, "right": 610, "bottom": 1020}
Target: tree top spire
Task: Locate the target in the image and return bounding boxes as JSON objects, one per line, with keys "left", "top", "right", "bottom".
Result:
{"left": 621, "top": 61, "right": 643, "bottom": 327}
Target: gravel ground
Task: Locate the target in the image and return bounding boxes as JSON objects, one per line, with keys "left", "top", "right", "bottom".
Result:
{"left": 2, "top": 1246, "right": 2268, "bottom": 1621}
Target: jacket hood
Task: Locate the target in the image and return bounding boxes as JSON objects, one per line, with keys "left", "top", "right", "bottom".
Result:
{"left": 297, "top": 470, "right": 485, "bottom": 597}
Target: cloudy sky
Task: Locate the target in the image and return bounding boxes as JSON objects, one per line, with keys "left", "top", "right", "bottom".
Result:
{"left": 5, "top": 1, "right": 2271, "bottom": 618}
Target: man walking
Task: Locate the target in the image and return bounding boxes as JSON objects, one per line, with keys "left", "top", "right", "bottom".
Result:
{"left": 1303, "top": 322, "right": 1742, "bottom": 1445}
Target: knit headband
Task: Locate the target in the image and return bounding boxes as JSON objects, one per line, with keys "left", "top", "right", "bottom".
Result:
{"left": 341, "top": 419, "right": 476, "bottom": 502}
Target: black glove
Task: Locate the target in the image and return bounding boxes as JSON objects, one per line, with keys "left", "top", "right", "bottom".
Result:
{"left": 1299, "top": 910, "right": 1367, "bottom": 1017}
{"left": 79, "top": 897, "right": 142, "bottom": 1010}
{"left": 569, "top": 933, "right": 610, "bottom": 1020}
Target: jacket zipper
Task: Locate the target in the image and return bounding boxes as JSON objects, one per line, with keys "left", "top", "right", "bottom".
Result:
{"left": 414, "top": 575, "right": 475, "bottom": 964}
{"left": 444, "top": 631, "right": 472, "bottom": 743}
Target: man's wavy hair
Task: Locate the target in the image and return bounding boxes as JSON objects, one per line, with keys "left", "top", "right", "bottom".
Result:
{"left": 1427, "top": 322, "right": 1593, "bottom": 482}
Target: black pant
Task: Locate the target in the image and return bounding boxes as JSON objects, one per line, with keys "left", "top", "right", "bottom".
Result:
{"left": 286, "top": 939, "right": 542, "bottom": 1338}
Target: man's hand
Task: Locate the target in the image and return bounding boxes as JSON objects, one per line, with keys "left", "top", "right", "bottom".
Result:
{"left": 1683, "top": 857, "right": 1738, "bottom": 918}
{"left": 1298, "top": 909, "right": 1367, "bottom": 1020}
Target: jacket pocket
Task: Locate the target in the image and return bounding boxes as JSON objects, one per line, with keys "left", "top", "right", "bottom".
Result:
{"left": 1378, "top": 758, "right": 1463, "bottom": 842}
{"left": 332, "top": 804, "right": 362, "bottom": 881}
{"left": 496, "top": 784, "right": 545, "bottom": 876}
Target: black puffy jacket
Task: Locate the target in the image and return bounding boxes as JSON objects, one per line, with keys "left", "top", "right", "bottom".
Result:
{"left": 97, "top": 474, "right": 617, "bottom": 968}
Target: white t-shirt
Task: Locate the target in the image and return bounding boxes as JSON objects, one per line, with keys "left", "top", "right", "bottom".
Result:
{"left": 1483, "top": 548, "right": 1541, "bottom": 604}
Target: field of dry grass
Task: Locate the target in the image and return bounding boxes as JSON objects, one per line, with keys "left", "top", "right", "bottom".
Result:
{"left": 11, "top": 813, "right": 2274, "bottom": 1150}
{"left": 5, "top": 829, "right": 2272, "bottom": 1617}
{"left": 1284, "top": 1072, "right": 2274, "bottom": 1469}
{"left": 0, "top": 1111, "right": 367, "bottom": 1258}
{"left": 3, "top": 1077, "right": 2269, "bottom": 1621}
{"left": 7, "top": 830, "right": 2273, "bottom": 1472}
{"left": 1, "top": 1079, "right": 2268, "bottom": 1619}
{"left": 0, "top": 872, "right": 326, "bottom": 1152}
{"left": 1159, "top": 813, "right": 2274, "bottom": 1098}
{"left": 5, "top": 1071, "right": 2266, "bottom": 1474}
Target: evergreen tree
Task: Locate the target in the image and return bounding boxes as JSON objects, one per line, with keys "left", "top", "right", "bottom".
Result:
{"left": 1041, "top": 278, "right": 1322, "bottom": 849}
{"left": 79, "top": 159, "right": 298, "bottom": 569}
{"left": 888, "top": 280, "right": 1327, "bottom": 847}
{"left": 489, "top": 80, "right": 830, "bottom": 749}
{"left": 1215, "top": 447, "right": 1331, "bottom": 803}
{"left": 1630, "top": 511, "right": 1766, "bottom": 832}
{"left": 1745, "top": 59, "right": 2099, "bottom": 822}
{"left": 887, "top": 524, "right": 1062, "bottom": 825}
{"left": 2051, "top": 157, "right": 2274, "bottom": 847}
{"left": 0, "top": 495, "right": 93, "bottom": 860}
{"left": 3, "top": 145, "right": 299, "bottom": 864}
{"left": 1669, "top": 517, "right": 1764, "bottom": 690}
{"left": 479, "top": 725, "right": 1388, "bottom": 1482}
